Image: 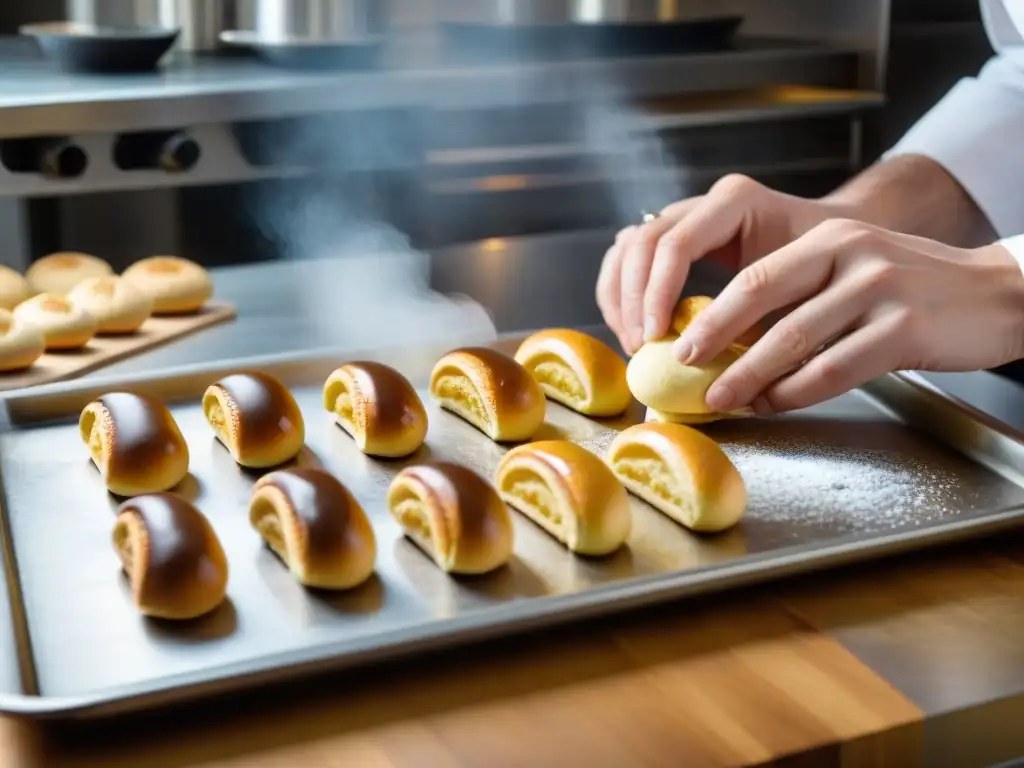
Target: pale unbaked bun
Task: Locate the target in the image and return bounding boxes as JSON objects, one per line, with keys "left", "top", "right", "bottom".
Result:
{"left": 13, "top": 292, "right": 98, "bottom": 350}
{"left": 250, "top": 467, "right": 376, "bottom": 591}
{"left": 606, "top": 422, "right": 747, "bottom": 532}
{"left": 0, "top": 266, "right": 31, "bottom": 310}
{"left": 26, "top": 252, "right": 113, "bottom": 295}
{"left": 0, "top": 309, "right": 44, "bottom": 372}
{"left": 429, "top": 347, "right": 546, "bottom": 443}
{"left": 67, "top": 276, "right": 153, "bottom": 334}
{"left": 514, "top": 329, "right": 631, "bottom": 417}
{"left": 203, "top": 371, "right": 305, "bottom": 468}
{"left": 121, "top": 256, "right": 213, "bottom": 315}
{"left": 112, "top": 493, "right": 229, "bottom": 620}
{"left": 626, "top": 296, "right": 764, "bottom": 423}
{"left": 80, "top": 392, "right": 190, "bottom": 497}
{"left": 496, "top": 440, "right": 631, "bottom": 556}
{"left": 323, "top": 361, "right": 428, "bottom": 458}
{"left": 387, "top": 461, "right": 513, "bottom": 575}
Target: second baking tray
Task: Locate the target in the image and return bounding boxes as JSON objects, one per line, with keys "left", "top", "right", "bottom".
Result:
{"left": 3, "top": 327, "right": 1024, "bottom": 720}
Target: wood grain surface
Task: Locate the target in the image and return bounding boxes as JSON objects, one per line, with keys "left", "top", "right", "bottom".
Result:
{"left": 13, "top": 535, "right": 1024, "bottom": 767}
{"left": 0, "top": 303, "right": 236, "bottom": 392}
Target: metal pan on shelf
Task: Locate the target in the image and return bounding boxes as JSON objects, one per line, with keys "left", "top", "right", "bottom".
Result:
{"left": 3, "top": 326, "right": 1024, "bottom": 720}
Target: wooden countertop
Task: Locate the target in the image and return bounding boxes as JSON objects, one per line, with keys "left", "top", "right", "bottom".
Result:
{"left": 3, "top": 530, "right": 1024, "bottom": 768}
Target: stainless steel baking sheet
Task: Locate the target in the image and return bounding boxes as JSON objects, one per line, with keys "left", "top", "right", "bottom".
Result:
{"left": 3, "top": 327, "right": 1024, "bottom": 720}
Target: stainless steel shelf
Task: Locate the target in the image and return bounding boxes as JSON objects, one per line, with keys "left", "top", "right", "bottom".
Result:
{"left": 0, "top": 38, "right": 861, "bottom": 139}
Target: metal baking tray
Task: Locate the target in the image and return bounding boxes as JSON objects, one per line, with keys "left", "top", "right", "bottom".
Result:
{"left": 4, "top": 326, "right": 1024, "bottom": 720}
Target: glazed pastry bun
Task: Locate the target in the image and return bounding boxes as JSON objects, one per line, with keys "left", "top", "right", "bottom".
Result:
{"left": 323, "top": 361, "right": 428, "bottom": 458}
{"left": 429, "top": 347, "right": 546, "bottom": 443}
{"left": 13, "top": 292, "right": 98, "bottom": 350}
{"left": 80, "top": 392, "right": 190, "bottom": 497}
{"left": 0, "top": 309, "right": 44, "bottom": 372}
{"left": 113, "top": 493, "right": 229, "bottom": 620}
{"left": 606, "top": 422, "right": 747, "bottom": 533}
{"left": 26, "top": 252, "right": 113, "bottom": 296}
{"left": 626, "top": 296, "right": 764, "bottom": 424}
{"left": 496, "top": 440, "right": 631, "bottom": 556}
{"left": 67, "top": 275, "right": 153, "bottom": 334}
{"left": 121, "top": 256, "right": 213, "bottom": 315}
{"left": 0, "top": 266, "right": 31, "bottom": 310}
{"left": 514, "top": 329, "right": 631, "bottom": 417}
{"left": 203, "top": 371, "right": 305, "bottom": 469}
{"left": 249, "top": 467, "right": 376, "bottom": 590}
{"left": 387, "top": 461, "right": 513, "bottom": 575}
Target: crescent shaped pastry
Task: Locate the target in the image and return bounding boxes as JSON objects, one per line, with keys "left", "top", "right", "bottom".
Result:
{"left": 387, "top": 461, "right": 513, "bottom": 575}
{"left": 112, "top": 493, "right": 229, "bottom": 620}
{"left": 80, "top": 392, "right": 190, "bottom": 496}
{"left": 323, "top": 361, "right": 428, "bottom": 458}
{"left": 429, "top": 347, "right": 545, "bottom": 443}
{"left": 514, "top": 328, "right": 631, "bottom": 417}
{"left": 606, "top": 422, "right": 747, "bottom": 533}
{"left": 203, "top": 372, "right": 305, "bottom": 468}
{"left": 249, "top": 467, "right": 376, "bottom": 590}
{"left": 496, "top": 440, "right": 631, "bottom": 556}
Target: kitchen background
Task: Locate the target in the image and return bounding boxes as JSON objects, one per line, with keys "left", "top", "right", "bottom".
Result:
{"left": 0, "top": 0, "right": 997, "bottom": 281}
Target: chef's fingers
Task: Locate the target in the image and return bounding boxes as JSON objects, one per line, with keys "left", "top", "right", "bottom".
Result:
{"left": 620, "top": 216, "right": 678, "bottom": 353}
{"left": 641, "top": 198, "right": 702, "bottom": 342}
{"left": 704, "top": 279, "right": 869, "bottom": 412}
{"left": 753, "top": 313, "right": 903, "bottom": 414}
{"left": 673, "top": 220, "right": 842, "bottom": 366}
{"left": 596, "top": 227, "right": 633, "bottom": 348}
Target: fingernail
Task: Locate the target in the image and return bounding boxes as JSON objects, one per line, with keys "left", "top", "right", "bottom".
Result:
{"left": 643, "top": 314, "right": 658, "bottom": 342}
{"left": 672, "top": 337, "right": 694, "bottom": 365}
{"left": 706, "top": 382, "right": 736, "bottom": 411}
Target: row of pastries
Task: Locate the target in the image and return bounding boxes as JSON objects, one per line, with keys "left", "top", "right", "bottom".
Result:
{"left": 86, "top": 296, "right": 753, "bottom": 623}
{"left": 0, "top": 251, "right": 214, "bottom": 372}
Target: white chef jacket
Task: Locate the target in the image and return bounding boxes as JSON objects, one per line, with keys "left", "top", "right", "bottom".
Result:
{"left": 884, "top": 0, "right": 1024, "bottom": 265}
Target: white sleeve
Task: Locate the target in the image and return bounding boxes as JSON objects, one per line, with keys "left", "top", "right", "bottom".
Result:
{"left": 885, "top": 55, "right": 1024, "bottom": 239}
{"left": 1000, "top": 234, "right": 1024, "bottom": 275}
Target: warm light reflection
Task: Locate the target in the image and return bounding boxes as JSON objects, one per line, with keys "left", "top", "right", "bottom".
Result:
{"left": 475, "top": 175, "right": 529, "bottom": 191}
{"left": 481, "top": 238, "right": 507, "bottom": 253}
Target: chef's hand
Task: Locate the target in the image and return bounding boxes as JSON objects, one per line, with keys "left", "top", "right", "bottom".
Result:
{"left": 596, "top": 174, "right": 852, "bottom": 354}
{"left": 671, "top": 219, "right": 1024, "bottom": 416}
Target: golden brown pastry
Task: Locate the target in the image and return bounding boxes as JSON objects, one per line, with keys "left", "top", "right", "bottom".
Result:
{"left": 13, "top": 292, "right": 98, "bottom": 350}
{"left": 387, "top": 461, "right": 513, "bottom": 574}
{"left": 514, "top": 329, "right": 631, "bottom": 417}
{"left": 323, "top": 361, "right": 428, "bottom": 458}
{"left": 429, "top": 347, "right": 546, "bottom": 442}
{"left": 112, "top": 493, "right": 229, "bottom": 620}
{"left": 203, "top": 371, "right": 305, "bottom": 468}
{"left": 67, "top": 275, "right": 153, "bottom": 334}
{"left": 121, "top": 256, "right": 213, "bottom": 315}
{"left": 606, "top": 422, "right": 747, "bottom": 533}
{"left": 626, "top": 296, "right": 764, "bottom": 424}
{"left": 26, "top": 252, "right": 113, "bottom": 295}
{"left": 0, "top": 309, "right": 44, "bottom": 372}
{"left": 249, "top": 467, "right": 376, "bottom": 590}
{"left": 0, "top": 266, "right": 31, "bottom": 310}
{"left": 496, "top": 440, "right": 631, "bottom": 556}
{"left": 80, "top": 392, "right": 190, "bottom": 497}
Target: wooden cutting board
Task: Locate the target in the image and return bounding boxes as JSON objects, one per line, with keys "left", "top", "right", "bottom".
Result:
{"left": 0, "top": 302, "right": 236, "bottom": 392}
